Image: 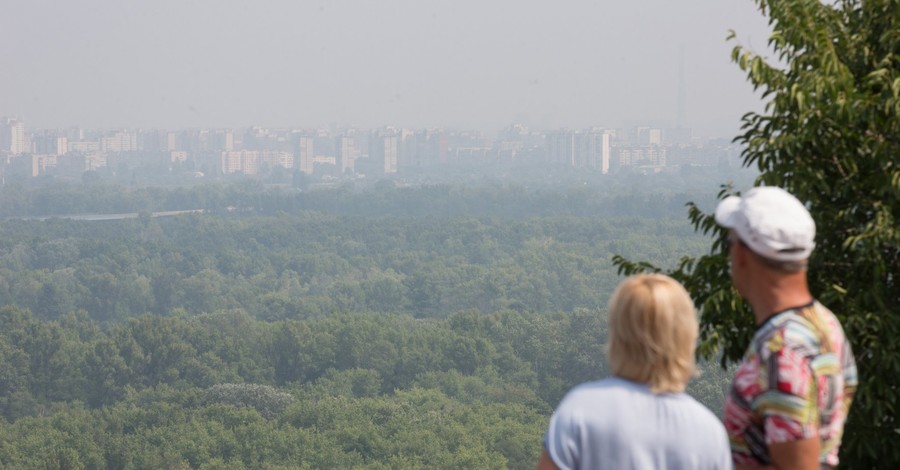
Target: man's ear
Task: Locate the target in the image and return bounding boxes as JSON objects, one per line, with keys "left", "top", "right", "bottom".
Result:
{"left": 732, "top": 240, "right": 751, "bottom": 268}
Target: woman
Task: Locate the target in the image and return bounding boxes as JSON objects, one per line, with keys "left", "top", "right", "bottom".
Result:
{"left": 536, "top": 274, "right": 731, "bottom": 470}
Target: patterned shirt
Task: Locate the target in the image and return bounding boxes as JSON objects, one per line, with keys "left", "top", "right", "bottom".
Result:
{"left": 724, "top": 301, "right": 857, "bottom": 467}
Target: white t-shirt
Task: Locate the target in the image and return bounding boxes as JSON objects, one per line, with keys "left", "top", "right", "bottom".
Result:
{"left": 545, "top": 376, "right": 732, "bottom": 470}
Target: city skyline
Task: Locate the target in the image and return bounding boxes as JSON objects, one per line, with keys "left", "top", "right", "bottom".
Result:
{"left": 1, "top": 1, "right": 773, "bottom": 138}
{"left": 2, "top": 115, "right": 741, "bottom": 183}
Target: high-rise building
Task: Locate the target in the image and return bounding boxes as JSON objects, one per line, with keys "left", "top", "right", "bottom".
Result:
{"left": 210, "top": 130, "right": 234, "bottom": 152}
{"left": 31, "top": 154, "right": 58, "bottom": 176}
{"left": 65, "top": 127, "right": 85, "bottom": 142}
{"left": 546, "top": 130, "right": 575, "bottom": 165}
{"left": 259, "top": 150, "right": 294, "bottom": 170}
{"left": 138, "top": 129, "right": 166, "bottom": 152}
{"left": 1, "top": 117, "right": 27, "bottom": 155}
{"left": 366, "top": 130, "right": 400, "bottom": 175}
{"left": 383, "top": 136, "right": 398, "bottom": 174}
{"left": 32, "top": 133, "right": 68, "bottom": 156}
{"left": 298, "top": 137, "right": 315, "bottom": 174}
{"left": 220, "top": 150, "right": 261, "bottom": 174}
{"left": 85, "top": 153, "right": 107, "bottom": 171}
{"left": 67, "top": 141, "right": 101, "bottom": 153}
{"left": 616, "top": 146, "right": 667, "bottom": 168}
{"left": 601, "top": 132, "right": 610, "bottom": 174}
{"left": 100, "top": 130, "right": 138, "bottom": 152}
{"left": 546, "top": 128, "right": 611, "bottom": 173}
{"left": 634, "top": 127, "right": 662, "bottom": 146}
{"left": 336, "top": 136, "right": 359, "bottom": 173}
{"left": 407, "top": 129, "right": 448, "bottom": 167}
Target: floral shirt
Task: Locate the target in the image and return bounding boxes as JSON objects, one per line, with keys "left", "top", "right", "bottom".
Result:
{"left": 724, "top": 301, "right": 857, "bottom": 467}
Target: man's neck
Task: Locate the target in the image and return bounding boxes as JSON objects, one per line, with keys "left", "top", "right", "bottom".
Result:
{"left": 749, "top": 272, "right": 814, "bottom": 325}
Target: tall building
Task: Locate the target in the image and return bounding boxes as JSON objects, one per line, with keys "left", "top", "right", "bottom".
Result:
{"left": 298, "top": 137, "right": 315, "bottom": 174}
{"left": 138, "top": 129, "right": 166, "bottom": 152}
{"left": 260, "top": 150, "right": 294, "bottom": 170}
{"left": 546, "top": 128, "right": 611, "bottom": 173}
{"left": 31, "top": 154, "right": 58, "bottom": 176}
{"left": 616, "top": 146, "right": 667, "bottom": 168}
{"left": 100, "top": 130, "right": 138, "bottom": 152}
{"left": 85, "top": 153, "right": 107, "bottom": 171}
{"left": 593, "top": 130, "right": 613, "bottom": 175}
{"left": 572, "top": 130, "right": 609, "bottom": 170}
{"left": 67, "top": 141, "right": 101, "bottom": 153}
{"left": 1, "top": 117, "right": 27, "bottom": 155}
{"left": 210, "top": 130, "right": 234, "bottom": 152}
{"left": 546, "top": 130, "right": 575, "bottom": 165}
{"left": 366, "top": 130, "right": 400, "bottom": 175}
{"left": 383, "top": 136, "right": 398, "bottom": 174}
{"left": 336, "top": 136, "right": 359, "bottom": 173}
{"left": 220, "top": 150, "right": 260, "bottom": 174}
{"left": 408, "top": 129, "right": 448, "bottom": 167}
{"left": 32, "top": 133, "right": 68, "bottom": 156}
{"left": 637, "top": 127, "right": 662, "bottom": 146}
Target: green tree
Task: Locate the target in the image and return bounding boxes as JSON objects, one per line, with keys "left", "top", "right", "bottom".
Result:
{"left": 0, "top": 336, "right": 33, "bottom": 421}
{"left": 615, "top": 1, "right": 899, "bottom": 466}
{"left": 204, "top": 383, "right": 294, "bottom": 419}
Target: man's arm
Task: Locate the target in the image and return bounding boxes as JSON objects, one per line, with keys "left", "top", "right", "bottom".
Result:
{"left": 767, "top": 436, "right": 821, "bottom": 470}
{"left": 734, "top": 435, "right": 820, "bottom": 470}
{"left": 535, "top": 449, "right": 560, "bottom": 470}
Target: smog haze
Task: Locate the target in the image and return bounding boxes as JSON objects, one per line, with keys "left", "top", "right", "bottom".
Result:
{"left": 1, "top": 0, "right": 772, "bottom": 137}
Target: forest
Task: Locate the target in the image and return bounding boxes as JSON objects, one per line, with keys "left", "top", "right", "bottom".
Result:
{"left": 0, "top": 176, "right": 743, "bottom": 469}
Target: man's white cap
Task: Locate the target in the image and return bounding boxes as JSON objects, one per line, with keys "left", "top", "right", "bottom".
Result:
{"left": 714, "top": 186, "right": 816, "bottom": 261}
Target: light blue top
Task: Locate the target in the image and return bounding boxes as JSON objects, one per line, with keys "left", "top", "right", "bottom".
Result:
{"left": 545, "top": 376, "right": 732, "bottom": 470}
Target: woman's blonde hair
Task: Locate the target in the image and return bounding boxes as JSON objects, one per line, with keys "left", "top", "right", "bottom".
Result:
{"left": 607, "top": 273, "right": 698, "bottom": 393}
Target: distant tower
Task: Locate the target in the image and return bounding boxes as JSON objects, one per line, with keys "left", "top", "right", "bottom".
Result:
{"left": 600, "top": 131, "right": 611, "bottom": 174}
{"left": 336, "top": 136, "right": 359, "bottom": 173}
{"left": 677, "top": 44, "right": 686, "bottom": 129}
{"left": 383, "top": 136, "right": 398, "bottom": 174}
{"left": 298, "top": 137, "right": 315, "bottom": 174}
{"left": 1, "top": 117, "right": 26, "bottom": 155}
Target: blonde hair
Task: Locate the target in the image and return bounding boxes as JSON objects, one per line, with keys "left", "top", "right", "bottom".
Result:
{"left": 607, "top": 274, "right": 698, "bottom": 393}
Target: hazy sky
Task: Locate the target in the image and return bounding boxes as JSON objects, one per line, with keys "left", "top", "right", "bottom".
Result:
{"left": 1, "top": 0, "right": 772, "bottom": 137}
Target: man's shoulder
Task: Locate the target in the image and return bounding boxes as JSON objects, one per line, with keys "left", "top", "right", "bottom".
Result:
{"left": 753, "top": 302, "right": 836, "bottom": 352}
{"left": 750, "top": 314, "right": 808, "bottom": 357}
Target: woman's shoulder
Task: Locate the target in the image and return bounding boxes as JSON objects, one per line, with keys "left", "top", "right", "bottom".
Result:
{"left": 561, "top": 376, "right": 651, "bottom": 404}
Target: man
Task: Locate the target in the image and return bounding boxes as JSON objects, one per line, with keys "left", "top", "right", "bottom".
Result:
{"left": 536, "top": 274, "right": 731, "bottom": 470}
{"left": 715, "top": 186, "right": 857, "bottom": 469}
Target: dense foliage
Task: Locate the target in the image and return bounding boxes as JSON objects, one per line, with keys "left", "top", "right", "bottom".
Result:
{"left": 0, "top": 305, "right": 732, "bottom": 468}
{"left": 0, "top": 307, "right": 568, "bottom": 468}
{"left": 0, "top": 205, "right": 706, "bottom": 325}
{"left": 617, "top": 1, "right": 900, "bottom": 467}
{"left": 0, "top": 179, "right": 746, "bottom": 468}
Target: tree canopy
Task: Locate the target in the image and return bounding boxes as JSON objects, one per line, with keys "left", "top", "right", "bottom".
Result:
{"left": 617, "top": 0, "right": 899, "bottom": 466}
{"left": 0, "top": 179, "right": 743, "bottom": 468}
